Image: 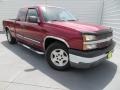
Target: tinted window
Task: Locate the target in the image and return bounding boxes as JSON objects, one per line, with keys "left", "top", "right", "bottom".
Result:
{"left": 26, "top": 9, "right": 38, "bottom": 22}
{"left": 17, "top": 8, "right": 27, "bottom": 21}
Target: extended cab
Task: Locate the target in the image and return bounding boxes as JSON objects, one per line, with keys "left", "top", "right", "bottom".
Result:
{"left": 3, "top": 5, "right": 115, "bottom": 70}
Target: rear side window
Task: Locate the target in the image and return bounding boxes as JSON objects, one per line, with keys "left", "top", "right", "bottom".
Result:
{"left": 17, "top": 8, "right": 27, "bottom": 21}
{"left": 26, "top": 9, "right": 39, "bottom": 22}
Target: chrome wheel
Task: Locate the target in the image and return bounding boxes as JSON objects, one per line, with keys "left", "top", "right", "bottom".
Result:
{"left": 50, "top": 49, "right": 69, "bottom": 67}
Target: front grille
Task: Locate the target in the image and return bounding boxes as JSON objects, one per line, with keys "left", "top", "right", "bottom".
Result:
{"left": 96, "top": 29, "right": 113, "bottom": 48}
{"left": 97, "top": 40, "right": 112, "bottom": 48}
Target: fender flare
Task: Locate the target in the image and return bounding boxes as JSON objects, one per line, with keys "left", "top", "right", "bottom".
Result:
{"left": 43, "top": 36, "right": 70, "bottom": 49}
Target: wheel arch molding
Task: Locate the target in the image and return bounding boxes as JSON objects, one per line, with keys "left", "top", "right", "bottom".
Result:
{"left": 43, "top": 36, "right": 70, "bottom": 50}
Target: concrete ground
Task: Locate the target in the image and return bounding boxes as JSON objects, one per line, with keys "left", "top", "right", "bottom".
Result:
{"left": 0, "top": 32, "right": 120, "bottom": 90}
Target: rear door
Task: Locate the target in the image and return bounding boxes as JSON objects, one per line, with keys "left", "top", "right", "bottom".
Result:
{"left": 15, "top": 8, "right": 27, "bottom": 42}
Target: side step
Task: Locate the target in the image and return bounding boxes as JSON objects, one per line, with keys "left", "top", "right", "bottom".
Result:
{"left": 18, "top": 42, "right": 44, "bottom": 55}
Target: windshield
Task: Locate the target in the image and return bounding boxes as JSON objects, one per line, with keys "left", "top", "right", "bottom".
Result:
{"left": 41, "top": 6, "right": 77, "bottom": 21}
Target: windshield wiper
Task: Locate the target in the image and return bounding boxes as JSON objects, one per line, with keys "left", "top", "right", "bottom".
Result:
{"left": 51, "top": 19, "right": 77, "bottom": 21}
{"left": 67, "top": 20, "right": 76, "bottom": 21}
{"left": 51, "top": 20, "right": 58, "bottom": 21}
{"left": 51, "top": 20, "right": 65, "bottom": 21}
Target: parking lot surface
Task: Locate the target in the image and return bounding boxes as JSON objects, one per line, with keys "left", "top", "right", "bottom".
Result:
{"left": 0, "top": 33, "right": 120, "bottom": 90}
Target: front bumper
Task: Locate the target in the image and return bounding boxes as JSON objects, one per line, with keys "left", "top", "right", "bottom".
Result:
{"left": 69, "top": 41, "right": 115, "bottom": 68}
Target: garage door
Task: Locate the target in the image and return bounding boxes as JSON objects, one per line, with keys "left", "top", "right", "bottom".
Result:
{"left": 102, "top": 0, "right": 120, "bottom": 45}
{"left": 0, "top": 0, "right": 103, "bottom": 30}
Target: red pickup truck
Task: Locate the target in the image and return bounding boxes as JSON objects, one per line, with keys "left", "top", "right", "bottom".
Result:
{"left": 3, "top": 5, "right": 115, "bottom": 70}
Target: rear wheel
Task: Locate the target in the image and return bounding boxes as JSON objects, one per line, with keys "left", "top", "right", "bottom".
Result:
{"left": 6, "top": 30, "right": 16, "bottom": 44}
{"left": 45, "top": 42, "right": 70, "bottom": 71}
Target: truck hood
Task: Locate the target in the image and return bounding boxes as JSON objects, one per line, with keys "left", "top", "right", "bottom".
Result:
{"left": 47, "top": 21, "right": 109, "bottom": 33}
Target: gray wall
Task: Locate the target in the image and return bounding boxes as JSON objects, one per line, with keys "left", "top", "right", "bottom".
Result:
{"left": 102, "top": 0, "right": 120, "bottom": 45}
{"left": 0, "top": 0, "right": 103, "bottom": 29}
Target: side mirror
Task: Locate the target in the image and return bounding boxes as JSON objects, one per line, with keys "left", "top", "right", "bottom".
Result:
{"left": 28, "top": 16, "right": 40, "bottom": 23}
{"left": 16, "top": 18, "right": 20, "bottom": 21}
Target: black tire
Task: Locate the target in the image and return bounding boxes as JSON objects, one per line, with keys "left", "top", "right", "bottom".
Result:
{"left": 45, "top": 42, "right": 70, "bottom": 71}
{"left": 6, "top": 30, "right": 17, "bottom": 44}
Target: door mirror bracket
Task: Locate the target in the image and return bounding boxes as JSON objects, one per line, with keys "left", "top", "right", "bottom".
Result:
{"left": 28, "top": 16, "right": 40, "bottom": 23}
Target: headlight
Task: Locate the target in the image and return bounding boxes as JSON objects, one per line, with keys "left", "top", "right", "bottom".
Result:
{"left": 83, "top": 35, "right": 96, "bottom": 41}
{"left": 82, "top": 34, "right": 97, "bottom": 50}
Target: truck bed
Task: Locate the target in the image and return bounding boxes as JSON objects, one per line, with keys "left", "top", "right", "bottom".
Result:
{"left": 3, "top": 19, "right": 16, "bottom": 28}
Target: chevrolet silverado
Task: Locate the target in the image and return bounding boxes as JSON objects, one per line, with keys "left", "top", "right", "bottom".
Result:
{"left": 3, "top": 5, "right": 115, "bottom": 70}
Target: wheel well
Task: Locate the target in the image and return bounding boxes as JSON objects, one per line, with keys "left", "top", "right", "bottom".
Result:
{"left": 44, "top": 38, "right": 68, "bottom": 50}
{"left": 5, "top": 27, "right": 9, "bottom": 32}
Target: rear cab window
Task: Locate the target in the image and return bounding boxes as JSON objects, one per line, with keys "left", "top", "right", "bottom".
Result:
{"left": 17, "top": 8, "right": 27, "bottom": 22}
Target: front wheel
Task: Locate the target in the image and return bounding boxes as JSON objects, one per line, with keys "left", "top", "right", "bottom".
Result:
{"left": 45, "top": 42, "right": 70, "bottom": 71}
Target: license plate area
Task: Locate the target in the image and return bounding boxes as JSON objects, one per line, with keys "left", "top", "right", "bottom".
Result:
{"left": 107, "top": 51, "right": 112, "bottom": 59}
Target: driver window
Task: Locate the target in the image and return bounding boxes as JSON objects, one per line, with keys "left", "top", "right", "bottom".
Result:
{"left": 26, "top": 9, "right": 39, "bottom": 22}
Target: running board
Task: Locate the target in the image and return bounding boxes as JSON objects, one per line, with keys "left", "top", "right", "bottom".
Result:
{"left": 18, "top": 42, "right": 44, "bottom": 55}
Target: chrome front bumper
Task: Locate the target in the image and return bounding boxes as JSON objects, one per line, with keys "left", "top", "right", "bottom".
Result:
{"left": 69, "top": 53, "right": 107, "bottom": 68}
{"left": 69, "top": 41, "right": 115, "bottom": 68}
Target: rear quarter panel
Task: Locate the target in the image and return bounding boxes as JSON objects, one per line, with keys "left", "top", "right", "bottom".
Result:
{"left": 3, "top": 19, "right": 16, "bottom": 37}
